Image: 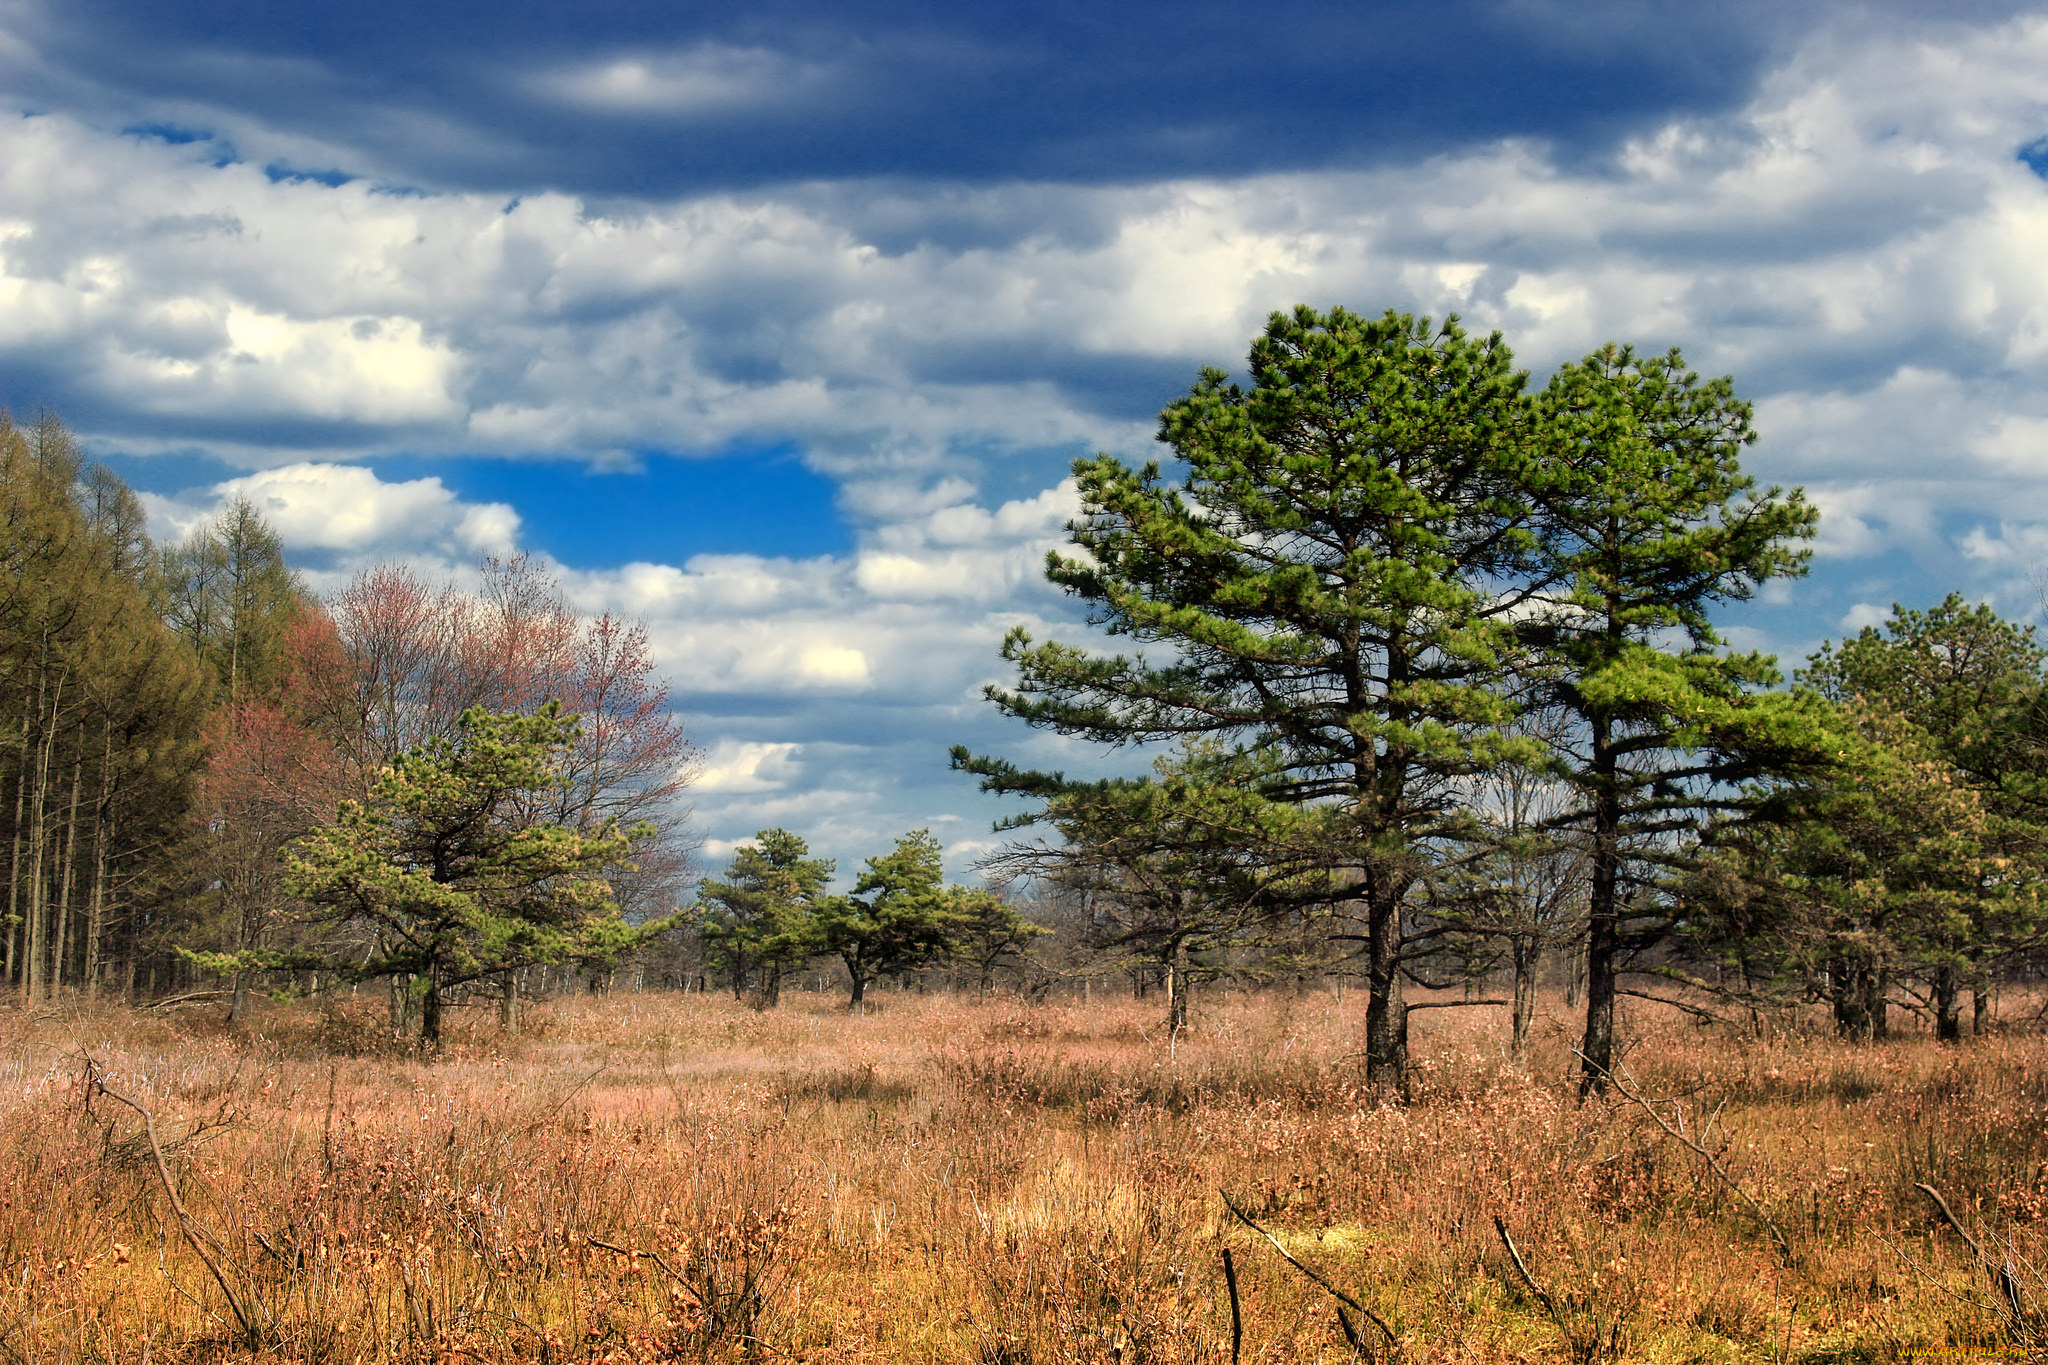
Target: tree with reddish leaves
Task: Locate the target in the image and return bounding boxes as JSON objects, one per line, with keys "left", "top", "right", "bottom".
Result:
{"left": 326, "top": 563, "right": 470, "bottom": 777}
{"left": 197, "top": 678, "right": 353, "bottom": 1020}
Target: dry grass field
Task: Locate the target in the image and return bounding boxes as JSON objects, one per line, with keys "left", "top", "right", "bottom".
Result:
{"left": 1, "top": 985, "right": 2044, "bottom": 1364}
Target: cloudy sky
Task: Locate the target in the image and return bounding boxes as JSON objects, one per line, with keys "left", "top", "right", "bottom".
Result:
{"left": 5, "top": 0, "right": 2048, "bottom": 880}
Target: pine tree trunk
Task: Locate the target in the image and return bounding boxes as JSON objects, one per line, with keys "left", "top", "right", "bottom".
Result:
{"left": 1934, "top": 964, "right": 1961, "bottom": 1042}
{"left": 25, "top": 668, "right": 64, "bottom": 1007}
{"left": 499, "top": 969, "right": 520, "bottom": 1033}
{"left": 1866, "top": 967, "right": 1889, "bottom": 1041}
{"left": 1832, "top": 961, "right": 1873, "bottom": 1040}
{"left": 421, "top": 970, "right": 443, "bottom": 1050}
{"left": 1578, "top": 713, "right": 1621, "bottom": 1096}
{"left": 1361, "top": 880, "right": 1408, "bottom": 1094}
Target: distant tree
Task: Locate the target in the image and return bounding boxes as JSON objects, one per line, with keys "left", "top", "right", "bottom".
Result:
{"left": 1433, "top": 736, "right": 1587, "bottom": 1060}
{"left": 0, "top": 412, "right": 209, "bottom": 1004}
{"left": 1803, "top": 594, "right": 2046, "bottom": 777}
{"left": 1699, "top": 702, "right": 2033, "bottom": 1043}
{"left": 195, "top": 609, "right": 358, "bottom": 1023}
{"left": 951, "top": 887, "right": 1051, "bottom": 997}
{"left": 973, "top": 742, "right": 1301, "bottom": 1036}
{"left": 161, "top": 495, "right": 300, "bottom": 709}
{"left": 274, "top": 704, "right": 659, "bottom": 1049}
{"left": 816, "top": 830, "right": 968, "bottom": 1009}
{"left": 696, "top": 829, "right": 832, "bottom": 1006}
{"left": 159, "top": 498, "right": 341, "bottom": 1020}
{"left": 1799, "top": 596, "right": 2048, "bottom": 1035}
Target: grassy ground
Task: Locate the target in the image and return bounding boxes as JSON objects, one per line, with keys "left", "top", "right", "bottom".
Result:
{"left": 1, "top": 984, "right": 2044, "bottom": 1363}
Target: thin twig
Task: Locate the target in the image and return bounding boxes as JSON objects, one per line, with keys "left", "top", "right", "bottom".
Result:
{"left": 586, "top": 1237, "right": 692, "bottom": 1304}
{"left": 1221, "top": 1247, "right": 1243, "bottom": 1365}
{"left": 529, "top": 1062, "right": 613, "bottom": 1132}
{"left": 1579, "top": 1050, "right": 1795, "bottom": 1266}
{"left": 1220, "top": 1190, "right": 1397, "bottom": 1354}
{"left": 84, "top": 1059, "right": 270, "bottom": 1346}
{"left": 1405, "top": 999, "right": 1510, "bottom": 1012}
{"left": 1916, "top": 1184, "right": 2029, "bottom": 1326}
{"left": 1491, "top": 1216, "right": 1563, "bottom": 1328}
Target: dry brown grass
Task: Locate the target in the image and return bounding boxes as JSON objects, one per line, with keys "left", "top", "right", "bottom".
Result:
{"left": 1, "top": 985, "right": 2044, "bottom": 1364}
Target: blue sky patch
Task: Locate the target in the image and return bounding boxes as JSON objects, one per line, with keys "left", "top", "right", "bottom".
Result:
{"left": 378, "top": 451, "right": 852, "bottom": 567}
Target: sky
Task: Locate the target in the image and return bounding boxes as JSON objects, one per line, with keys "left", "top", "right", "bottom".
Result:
{"left": 5, "top": 0, "right": 2048, "bottom": 882}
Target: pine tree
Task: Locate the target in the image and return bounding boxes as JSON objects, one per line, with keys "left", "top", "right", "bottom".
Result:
{"left": 276, "top": 703, "right": 660, "bottom": 1048}
{"left": 1800, "top": 595, "right": 2048, "bottom": 1036}
{"left": 1521, "top": 345, "right": 1824, "bottom": 1091}
{"left": 815, "top": 830, "right": 969, "bottom": 1008}
{"left": 696, "top": 829, "right": 831, "bottom": 1005}
{"left": 960, "top": 307, "right": 1544, "bottom": 1089}
{"left": 975, "top": 742, "right": 1305, "bottom": 1035}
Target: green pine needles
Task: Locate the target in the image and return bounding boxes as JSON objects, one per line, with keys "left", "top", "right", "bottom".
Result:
{"left": 277, "top": 703, "right": 662, "bottom": 1048}
{"left": 958, "top": 306, "right": 1831, "bottom": 1092}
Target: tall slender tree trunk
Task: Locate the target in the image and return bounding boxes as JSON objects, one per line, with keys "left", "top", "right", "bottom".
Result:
{"left": 1164, "top": 946, "right": 1186, "bottom": 1038}
{"left": 25, "top": 667, "right": 64, "bottom": 1007}
{"left": 499, "top": 968, "right": 520, "bottom": 1033}
{"left": 84, "top": 722, "right": 111, "bottom": 1001}
{"left": 5, "top": 710, "right": 27, "bottom": 989}
{"left": 1510, "top": 935, "right": 1537, "bottom": 1061}
{"left": 52, "top": 740, "right": 83, "bottom": 994}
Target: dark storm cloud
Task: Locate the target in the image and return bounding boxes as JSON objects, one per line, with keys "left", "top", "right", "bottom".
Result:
{"left": 5, "top": 0, "right": 2032, "bottom": 196}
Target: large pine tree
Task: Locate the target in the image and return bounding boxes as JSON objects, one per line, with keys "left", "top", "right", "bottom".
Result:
{"left": 961, "top": 307, "right": 1546, "bottom": 1089}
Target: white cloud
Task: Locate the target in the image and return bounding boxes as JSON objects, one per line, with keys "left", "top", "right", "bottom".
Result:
{"left": 20, "top": 13, "right": 2048, "bottom": 872}
{"left": 144, "top": 462, "right": 518, "bottom": 559}
{"left": 693, "top": 740, "right": 802, "bottom": 794}
{"left": 0, "top": 13, "right": 2042, "bottom": 517}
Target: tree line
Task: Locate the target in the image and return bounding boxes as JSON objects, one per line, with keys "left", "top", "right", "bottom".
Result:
{"left": 0, "top": 409, "right": 695, "bottom": 1029}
